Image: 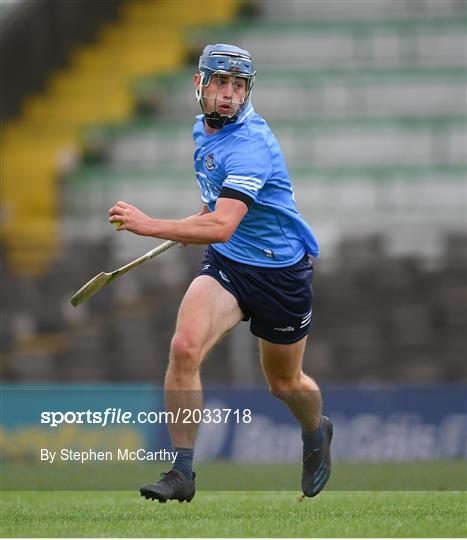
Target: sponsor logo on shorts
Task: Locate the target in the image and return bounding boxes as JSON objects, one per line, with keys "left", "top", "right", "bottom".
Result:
{"left": 274, "top": 326, "right": 295, "bottom": 332}
{"left": 219, "top": 270, "right": 230, "bottom": 283}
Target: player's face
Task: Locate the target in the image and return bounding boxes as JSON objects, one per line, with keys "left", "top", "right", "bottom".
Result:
{"left": 195, "top": 72, "right": 247, "bottom": 117}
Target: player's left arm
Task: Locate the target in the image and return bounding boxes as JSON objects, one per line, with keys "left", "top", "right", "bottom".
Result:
{"left": 108, "top": 198, "right": 248, "bottom": 244}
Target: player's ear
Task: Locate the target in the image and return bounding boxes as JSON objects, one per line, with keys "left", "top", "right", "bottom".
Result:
{"left": 193, "top": 72, "right": 201, "bottom": 89}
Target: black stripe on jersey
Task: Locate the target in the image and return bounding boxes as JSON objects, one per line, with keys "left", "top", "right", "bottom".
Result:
{"left": 219, "top": 187, "right": 254, "bottom": 208}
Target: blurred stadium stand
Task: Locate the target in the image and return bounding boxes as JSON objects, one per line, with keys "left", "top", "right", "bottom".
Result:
{"left": 0, "top": 0, "right": 123, "bottom": 121}
{"left": 1, "top": 0, "right": 465, "bottom": 384}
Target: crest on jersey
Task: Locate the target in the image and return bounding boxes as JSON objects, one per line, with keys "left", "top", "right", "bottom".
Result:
{"left": 205, "top": 153, "right": 215, "bottom": 171}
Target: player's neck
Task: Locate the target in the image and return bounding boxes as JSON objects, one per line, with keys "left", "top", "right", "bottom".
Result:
{"left": 204, "top": 121, "right": 219, "bottom": 136}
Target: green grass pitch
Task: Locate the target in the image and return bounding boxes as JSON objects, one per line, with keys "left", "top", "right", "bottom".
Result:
{"left": 1, "top": 490, "right": 466, "bottom": 537}
{"left": 1, "top": 462, "right": 466, "bottom": 536}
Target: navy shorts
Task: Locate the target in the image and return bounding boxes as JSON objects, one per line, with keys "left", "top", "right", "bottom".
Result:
{"left": 197, "top": 246, "right": 314, "bottom": 344}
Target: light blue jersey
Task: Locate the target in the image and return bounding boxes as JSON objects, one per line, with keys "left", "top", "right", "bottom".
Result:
{"left": 193, "top": 104, "right": 319, "bottom": 267}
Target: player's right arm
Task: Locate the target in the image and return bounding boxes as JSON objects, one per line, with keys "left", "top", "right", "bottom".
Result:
{"left": 108, "top": 198, "right": 248, "bottom": 245}
{"left": 198, "top": 204, "right": 210, "bottom": 216}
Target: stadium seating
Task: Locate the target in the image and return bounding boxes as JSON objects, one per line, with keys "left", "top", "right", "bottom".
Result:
{"left": 187, "top": 19, "right": 466, "bottom": 69}
{"left": 2, "top": 0, "right": 465, "bottom": 384}
{"left": 60, "top": 0, "right": 465, "bottom": 383}
{"left": 132, "top": 67, "right": 465, "bottom": 120}
{"left": 76, "top": 116, "right": 464, "bottom": 170}
{"left": 260, "top": 0, "right": 465, "bottom": 21}
{"left": 67, "top": 29, "right": 465, "bottom": 261}
{"left": 1, "top": 0, "right": 239, "bottom": 275}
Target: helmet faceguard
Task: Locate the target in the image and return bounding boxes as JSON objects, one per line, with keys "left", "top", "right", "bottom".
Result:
{"left": 196, "top": 43, "right": 256, "bottom": 129}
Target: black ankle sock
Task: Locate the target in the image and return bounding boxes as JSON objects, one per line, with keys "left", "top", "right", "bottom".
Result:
{"left": 301, "top": 420, "right": 324, "bottom": 459}
{"left": 172, "top": 447, "right": 194, "bottom": 479}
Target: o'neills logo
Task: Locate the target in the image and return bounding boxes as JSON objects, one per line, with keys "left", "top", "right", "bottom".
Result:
{"left": 274, "top": 326, "right": 295, "bottom": 332}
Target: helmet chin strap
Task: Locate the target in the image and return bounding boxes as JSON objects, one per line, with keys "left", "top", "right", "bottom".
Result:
{"left": 201, "top": 95, "right": 243, "bottom": 129}
{"left": 196, "top": 73, "right": 246, "bottom": 129}
{"left": 203, "top": 109, "right": 240, "bottom": 129}
{"left": 203, "top": 96, "right": 244, "bottom": 129}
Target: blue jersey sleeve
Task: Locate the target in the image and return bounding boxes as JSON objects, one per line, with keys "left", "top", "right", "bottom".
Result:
{"left": 222, "top": 136, "right": 272, "bottom": 202}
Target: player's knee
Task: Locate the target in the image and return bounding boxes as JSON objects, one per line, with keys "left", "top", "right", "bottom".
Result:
{"left": 269, "top": 378, "right": 296, "bottom": 401}
{"left": 170, "top": 332, "right": 200, "bottom": 371}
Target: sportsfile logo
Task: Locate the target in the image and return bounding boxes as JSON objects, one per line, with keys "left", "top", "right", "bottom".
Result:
{"left": 40, "top": 407, "right": 252, "bottom": 427}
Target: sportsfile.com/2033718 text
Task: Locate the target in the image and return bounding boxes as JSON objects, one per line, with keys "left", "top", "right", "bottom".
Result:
{"left": 40, "top": 407, "right": 252, "bottom": 428}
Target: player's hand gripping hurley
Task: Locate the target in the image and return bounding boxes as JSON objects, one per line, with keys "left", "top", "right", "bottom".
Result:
{"left": 70, "top": 240, "right": 178, "bottom": 306}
